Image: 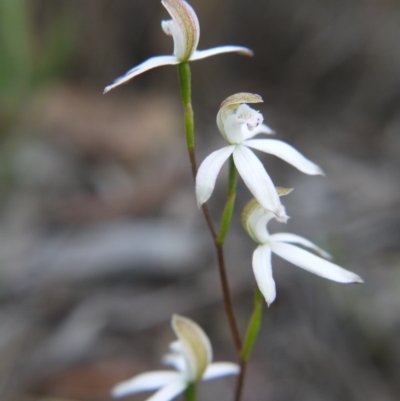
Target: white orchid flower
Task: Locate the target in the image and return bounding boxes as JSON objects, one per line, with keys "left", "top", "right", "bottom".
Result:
{"left": 112, "top": 314, "right": 239, "bottom": 401}
{"left": 196, "top": 93, "right": 324, "bottom": 222}
{"left": 104, "top": 0, "right": 252, "bottom": 93}
{"left": 241, "top": 199, "right": 364, "bottom": 306}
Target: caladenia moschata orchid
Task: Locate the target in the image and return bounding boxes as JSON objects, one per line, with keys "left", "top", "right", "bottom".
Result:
{"left": 103, "top": 0, "right": 253, "bottom": 93}
{"left": 241, "top": 198, "right": 364, "bottom": 306}
{"left": 104, "top": 1, "right": 366, "bottom": 398}
{"left": 195, "top": 93, "right": 324, "bottom": 222}
{"left": 112, "top": 315, "right": 239, "bottom": 401}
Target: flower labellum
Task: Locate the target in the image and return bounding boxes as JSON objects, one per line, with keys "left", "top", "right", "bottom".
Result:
{"left": 196, "top": 93, "right": 323, "bottom": 222}
{"left": 111, "top": 314, "right": 239, "bottom": 401}
{"left": 104, "top": 0, "right": 253, "bottom": 93}
{"left": 241, "top": 199, "right": 364, "bottom": 306}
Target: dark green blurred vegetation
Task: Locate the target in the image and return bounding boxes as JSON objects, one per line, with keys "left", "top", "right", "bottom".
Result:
{"left": 0, "top": 0, "right": 75, "bottom": 128}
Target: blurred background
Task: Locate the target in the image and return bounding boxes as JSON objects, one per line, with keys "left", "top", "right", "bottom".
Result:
{"left": 1, "top": 0, "right": 400, "bottom": 400}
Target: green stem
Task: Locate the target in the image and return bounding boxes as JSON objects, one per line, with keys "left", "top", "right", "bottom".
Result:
{"left": 216, "top": 244, "right": 242, "bottom": 353}
{"left": 178, "top": 62, "right": 196, "bottom": 177}
{"left": 177, "top": 61, "right": 216, "bottom": 239}
{"left": 216, "top": 156, "right": 238, "bottom": 246}
{"left": 185, "top": 383, "right": 197, "bottom": 401}
{"left": 177, "top": 62, "right": 242, "bottom": 353}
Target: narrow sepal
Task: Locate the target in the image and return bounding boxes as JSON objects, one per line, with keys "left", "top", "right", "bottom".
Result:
{"left": 144, "top": 380, "right": 187, "bottom": 401}
{"left": 190, "top": 45, "right": 253, "bottom": 61}
{"left": 111, "top": 371, "right": 181, "bottom": 398}
{"left": 104, "top": 55, "right": 179, "bottom": 93}
{"left": 244, "top": 139, "right": 324, "bottom": 175}
{"left": 202, "top": 362, "right": 240, "bottom": 380}
{"left": 270, "top": 233, "right": 332, "bottom": 259}
{"left": 271, "top": 242, "right": 364, "bottom": 283}
{"left": 233, "top": 145, "right": 286, "bottom": 220}
{"left": 196, "top": 146, "right": 234, "bottom": 207}
{"left": 252, "top": 245, "right": 276, "bottom": 306}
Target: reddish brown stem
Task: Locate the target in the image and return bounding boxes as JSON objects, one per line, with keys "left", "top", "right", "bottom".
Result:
{"left": 187, "top": 147, "right": 242, "bottom": 352}
{"left": 178, "top": 62, "right": 244, "bottom": 400}
{"left": 234, "top": 359, "right": 247, "bottom": 401}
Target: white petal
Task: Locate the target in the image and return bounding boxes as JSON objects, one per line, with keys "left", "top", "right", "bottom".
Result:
{"left": 202, "top": 362, "right": 240, "bottom": 381}
{"left": 233, "top": 145, "right": 285, "bottom": 220}
{"left": 111, "top": 371, "right": 181, "bottom": 398}
{"left": 252, "top": 245, "right": 276, "bottom": 306}
{"left": 196, "top": 146, "right": 235, "bottom": 207}
{"left": 270, "top": 233, "right": 332, "bottom": 259}
{"left": 145, "top": 380, "right": 187, "bottom": 401}
{"left": 190, "top": 45, "right": 253, "bottom": 61}
{"left": 162, "top": 353, "right": 186, "bottom": 372}
{"left": 248, "top": 123, "right": 275, "bottom": 137}
{"left": 244, "top": 139, "right": 324, "bottom": 175}
{"left": 271, "top": 242, "right": 364, "bottom": 283}
{"left": 169, "top": 340, "right": 184, "bottom": 354}
{"left": 104, "top": 55, "right": 179, "bottom": 93}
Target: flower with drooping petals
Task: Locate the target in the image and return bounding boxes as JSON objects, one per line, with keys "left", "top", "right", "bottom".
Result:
{"left": 111, "top": 314, "right": 239, "bottom": 400}
{"left": 241, "top": 199, "right": 364, "bottom": 306}
{"left": 196, "top": 93, "right": 323, "bottom": 222}
{"left": 104, "top": 0, "right": 252, "bottom": 93}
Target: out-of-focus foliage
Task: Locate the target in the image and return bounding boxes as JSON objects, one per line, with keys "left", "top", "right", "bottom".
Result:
{"left": 0, "top": 0, "right": 75, "bottom": 127}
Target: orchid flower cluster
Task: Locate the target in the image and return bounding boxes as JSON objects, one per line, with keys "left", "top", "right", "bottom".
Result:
{"left": 104, "top": 1, "right": 363, "bottom": 400}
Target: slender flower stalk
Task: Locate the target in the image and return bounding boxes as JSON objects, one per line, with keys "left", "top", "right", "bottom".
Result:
{"left": 104, "top": 0, "right": 252, "bottom": 93}
{"left": 233, "top": 287, "right": 264, "bottom": 401}
{"left": 177, "top": 62, "right": 242, "bottom": 354}
{"left": 178, "top": 60, "right": 246, "bottom": 401}
{"left": 217, "top": 156, "right": 238, "bottom": 246}
{"left": 185, "top": 384, "right": 196, "bottom": 401}
{"left": 178, "top": 62, "right": 196, "bottom": 176}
